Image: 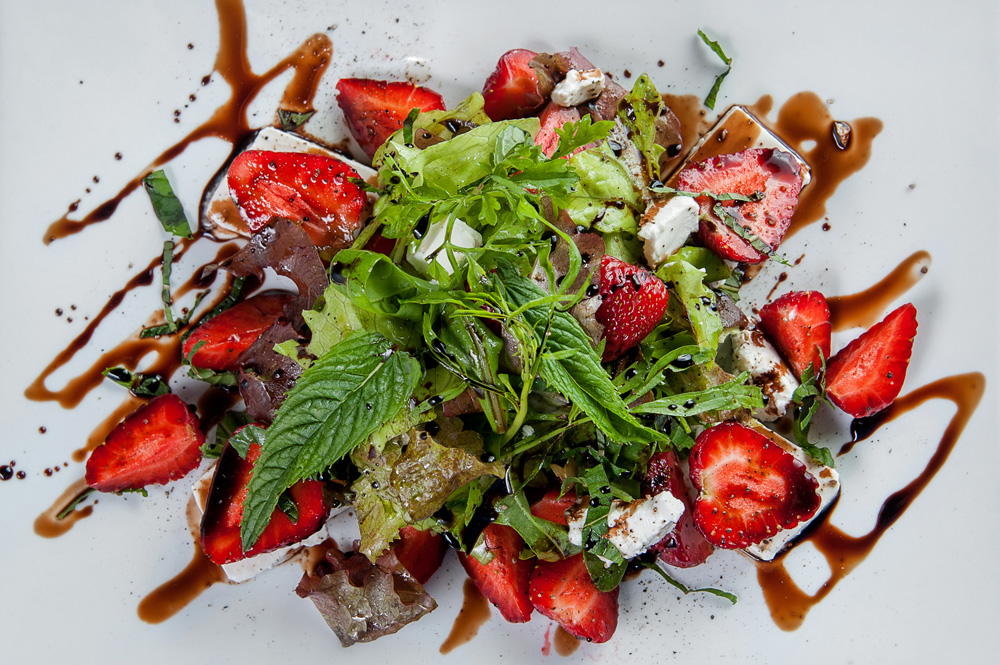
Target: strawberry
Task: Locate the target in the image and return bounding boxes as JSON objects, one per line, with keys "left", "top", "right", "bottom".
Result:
{"left": 200, "top": 425, "right": 329, "bottom": 565}
{"left": 530, "top": 489, "right": 577, "bottom": 526}
{"left": 825, "top": 303, "right": 918, "bottom": 418}
{"left": 482, "top": 49, "right": 545, "bottom": 120}
{"left": 689, "top": 422, "right": 821, "bottom": 549}
{"left": 644, "top": 450, "right": 714, "bottom": 568}
{"left": 182, "top": 292, "right": 293, "bottom": 372}
{"left": 676, "top": 148, "right": 804, "bottom": 264}
{"left": 227, "top": 150, "right": 370, "bottom": 250}
{"left": 335, "top": 78, "right": 446, "bottom": 159}
{"left": 758, "top": 290, "right": 832, "bottom": 379}
{"left": 529, "top": 553, "right": 619, "bottom": 643}
{"left": 457, "top": 523, "right": 534, "bottom": 623}
{"left": 86, "top": 394, "right": 204, "bottom": 492}
{"left": 534, "top": 102, "right": 580, "bottom": 157}
{"left": 594, "top": 255, "right": 670, "bottom": 362}
{"left": 392, "top": 525, "right": 447, "bottom": 585}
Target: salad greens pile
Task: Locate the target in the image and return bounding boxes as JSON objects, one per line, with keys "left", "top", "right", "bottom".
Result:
{"left": 229, "top": 76, "right": 792, "bottom": 594}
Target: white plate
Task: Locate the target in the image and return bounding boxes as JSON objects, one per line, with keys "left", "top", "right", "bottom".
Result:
{"left": 1, "top": 1, "right": 998, "bottom": 663}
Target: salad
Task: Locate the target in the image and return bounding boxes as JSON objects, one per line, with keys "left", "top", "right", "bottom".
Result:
{"left": 60, "top": 37, "right": 925, "bottom": 649}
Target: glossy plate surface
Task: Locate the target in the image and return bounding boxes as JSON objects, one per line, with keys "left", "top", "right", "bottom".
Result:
{"left": 1, "top": 1, "right": 997, "bottom": 662}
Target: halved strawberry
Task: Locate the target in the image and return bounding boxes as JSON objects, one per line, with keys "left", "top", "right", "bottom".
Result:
{"left": 689, "top": 422, "right": 821, "bottom": 549}
{"left": 457, "top": 523, "right": 534, "bottom": 623}
{"left": 529, "top": 553, "right": 619, "bottom": 643}
{"left": 182, "top": 292, "right": 293, "bottom": 372}
{"left": 227, "top": 150, "right": 370, "bottom": 251}
{"left": 594, "top": 255, "right": 670, "bottom": 361}
{"left": 482, "top": 49, "right": 545, "bottom": 120}
{"left": 335, "top": 78, "right": 446, "bottom": 159}
{"left": 392, "top": 525, "right": 447, "bottom": 585}
{"left": 534, "top": 102, "right": 580, "bottom": 157}
{"left": 86, "top": 393, "right": 204, "bottom": 492}
{"left": 200, "top": 425, "right": 329, "bottom": 565}
{"left": 644, "top": 450, "right": 714, "bottom": 568}
{"left": 758, "top": 290, "right": 832, "bottom": 379}
{"left": 530, "top": 489, "right": 577, "bottom": 526}
{"left": 825, "top": 303, "right": 918, "bottom": 418}
{"left": 676, "top": 148, "right": 804, "bottom": 264}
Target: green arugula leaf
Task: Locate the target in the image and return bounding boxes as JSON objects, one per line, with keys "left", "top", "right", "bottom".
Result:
{"left": 618, "top": 74, "right": 667, "bottom": 182}
{"left": 633, "top": 371, "right": 763, "bottom": 418}
{"left": 201, "top": 410, "right": 254, "bottom": 459}
{"left": 277, "top": 109, "right": 315, "bottom": 131}
{"left": 790, "top": 363, "right": 835, "bottom": 467}
{"left": 496, "top": 261, "right": 664, "bottom": 446}
{"left": 697, "top": 30, "right": 733, "bottom": 110}
{"left": 495, "top": 491, "right": 579, "bottom": 561}
{"left": 241, "top": 332, "right": 421, "bottom": 550}
{"left": 142, "top": 169, "right": 192, "bottom": 237}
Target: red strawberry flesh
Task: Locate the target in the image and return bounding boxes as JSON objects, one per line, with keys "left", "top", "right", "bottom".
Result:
{"left": 227, "top": 150, "right": 370, "bottom": 250}
{"left": 529, "top": 553, "right": 619, "bottom": 643}
{"left": 825, "top": 303, "right": 918, "bottom": 418}
{"left": 676, "top": 147, "right": 803, "bottom": 263}
{"left": 335, "top": 78, "right": 445, "bottom": 159}
{"left": 392, "top": 525, "right": 447, "bottom": 585}
{"left": 689, "top": 422, "right": 821, "bottom": 549}
{"left": 644, "top": 450, "right": 714, "bottom": 568}
{"left": 530, "top": 489, "right": 577, "bottom": 526}
{"left": 758, "top": 290, "right": 832, "bottom": 379}
{"left": 482, "top": 48, "right": 545, "bottom": 121}
{"left": 457, "top": 523, "right": 534, "bottom": 623}
{"left": 200, "top": 425, "right": 329, "bottom": 565}
{"left": 182, "top": 292, "right": 293, "bottom": 372}
{"left": 534, "top": 102, "right": 581, "bottom": 158}
{"left": 86, "top": 393, "right": 204, "bottom": 492}
{"left": 595, "top": 255, "right": 670, "bottom": 361}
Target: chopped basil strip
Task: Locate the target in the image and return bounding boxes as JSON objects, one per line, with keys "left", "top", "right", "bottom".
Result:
{"left": 277, "top": 109, "right": 315, "bottom": 131}
{"left": 142, "top": 169, "right": 192, "bottom": 237}
{"left": 697, "top": 30, "right": 733, "bottom": 110}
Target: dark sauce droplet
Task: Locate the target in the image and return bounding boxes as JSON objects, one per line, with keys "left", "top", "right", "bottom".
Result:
{"left": 0, "top": 465, "right": 13, "bottom": 481}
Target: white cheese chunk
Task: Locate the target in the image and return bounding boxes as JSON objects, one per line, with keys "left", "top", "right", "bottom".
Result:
{"left": 565, "top": 502, "right": 588, "bottom": 547}
{"left": 743, "top": 424, "right": 841, "bottom": 561}
{"left": 637, "top": 196, "right": 700, "bottom": 267}
{"left": 201, "top": 126, "right": 376, "bottom": 240}
{"left": 731, "top": 328, "right": 799, "bottom": 422}
{"left": 551, "top": 69, "right": 606, "bottom": 107}
{"left": 606, "top": 491, "right": 685, "bottom": 560}
{"left": 406, "top": 218, "right": 483, "bottom": 275}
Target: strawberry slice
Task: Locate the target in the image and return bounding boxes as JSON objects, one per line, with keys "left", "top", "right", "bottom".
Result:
{"left": 227, "top": 150, "right": 370, "bottom": 251}
{"left": 530, "top": 489, "right": 577, "bottom": 526}
{"left": 182, "top": 292, "right": 293, "bottom": 372}
{"left": 529, "top": 553, "right": 619, "bottom": 643}
{"left": 758, "top": 290, "right": 832, "bottom": 379}
{"left": 86, "top": 394, "right": 204, "bottom": 492}
{"left": 457, "top": 523, "right": 534, "bottom": 623}
{"left": 335, "top": 78, "right": 446, "bottom": 159}
{"left": 482, "top": 49, "right": 545, "bottom": 120}
{"left": 392, "top": 525, "right": 447, "bottom": 585}
{"left": 594, "top": 255, "right": 670, "bottom": 361}
{"left": 534, "top": 102, "right": 580, "bottom": 157}
{"left": 200, "top": 425, "right": 329, "bottom": 565}
{"left": 676, "top": 148, "right": 804, "bottom": 264}
{"left": 825, "top": 303, "right": 918, "bottom": 418}
{"left": 689, "top": 422, "right": 821, "bottom": 549}
{"left": 644, "top": 450, "right": 714, "bottom": 568}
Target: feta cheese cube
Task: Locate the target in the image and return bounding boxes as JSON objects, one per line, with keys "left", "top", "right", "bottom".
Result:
{"left": 551, "top": 69, "right": 606, "bottom": 107}
{"left": 605, "top": 491, "right": 685, "bottom": 560}
{"left": 406, "top": 218, "right": 483, "bottom": 274}
{"left": 637, "top": 196, "right": 701, "bottom": 267}
{"left": 731, "top": 328, "right": 799, "bottom": 422}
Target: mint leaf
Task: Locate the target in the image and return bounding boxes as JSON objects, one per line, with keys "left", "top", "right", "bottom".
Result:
{"left": 142, "top": 169, "right": 192, "bottom": 237}
{"left": 241, "top": 332, "right": 421, "bottom": 549}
